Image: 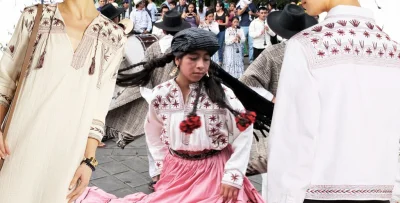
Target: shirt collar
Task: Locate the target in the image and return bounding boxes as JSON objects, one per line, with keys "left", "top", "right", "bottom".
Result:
{"left": 325, "top": 5, "right": 374, "bottom": 22}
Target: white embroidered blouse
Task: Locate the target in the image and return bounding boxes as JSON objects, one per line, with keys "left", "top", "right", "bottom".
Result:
{"left": 267, "top": 5, "right": 400, "bottom": 202}
{"left": 225, "top": 27, "right": 246, "bottom": 45}
{"left": 144, "top": 79, "right": 254, "bottom": 188}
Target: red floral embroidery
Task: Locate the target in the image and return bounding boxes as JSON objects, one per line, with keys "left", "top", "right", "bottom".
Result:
{"left": 349, "top": 19, "right": 360, "bottom": 27}
{"left": 344, "top": 46, "right": 351, "bottom": 53}
{"left": 172, "top": 100, "right": 179, "bottom": 108}
{"left": 389, "top": 51, "right": 395, "bottom": 58}
{"left": 161, "top": 115, "right": 167, "bottom": 121}
{"left": 311, "top": 38, "right": 319, "bottom": 44}
{"left": 209, "top": 115, "right": 217, "bottom": 122}
{"left": 153, "top": 102, "right": 160, "bottom": 109}
{"left": 303, "top": 32, "right": 310, "bottom": 36}
{"left": 317, "top": 50, "right": 325, "bottom": 57}
{"left": 323, "top": 41, "right": 329, "bottom": 50}
{"left": 363, "top": 31, "right": 370, "bottom": 38}
{"left": 231, "top": 174, "right": 239, "bottom": 182}
{"left": 331, "top": 47, "right": 339, "bottom": 55}
{"left": 337, "top": 20, "right": 347, "bottom": 26}
{"left": 365, "top": 22, "right": 374, "bottom": 30}
{"left": 337, "top": 29, "right": 345, "bottom": 36}
{"left": 157, "top": 85, "right": 163, "bottom": 89}
{"left": 9, "top": 45, "right": 14, "bottom": 54}
{"left": 312, "top": 26, "right": 323, "bottom": 32}
{"left": 366, "top": 48, "right": 373, "bottom": 55}
{"left": 325, "top": 23, "right": 335, "bottom": 29}
{"left": 334, "top": 39, "right": 342, "bottom": 46}
{"left": 180, "top": 115, "right": 201, "bottom": 134}
{"left": 162, "top": 101, "right": 168, "bottom": 108}
{"left": 376, "top": 25, "right": 383, "bottom": 31}
{"left": 349, "top": 29, "right": 356, "bottom": 36}
{"left": 204, "top": 101, "right": 211, "bottom": 108}
{"left": 235, "top": 111, "right": 256, "bottom": 132}
{"left": 378, "top": 50, "right": 384, "bottom": 57}
{"left": 324, "top": 32, "right": 333, "bottom": 38}
{"left": 172, "top": 88, "right": 178, "bottom": 94}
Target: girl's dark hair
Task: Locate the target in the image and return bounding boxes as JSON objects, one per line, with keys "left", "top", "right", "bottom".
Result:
{"left": 117, "top": 53, "right": 240, "bottom": 117}
{"left": 232, "top": 16, "right": 239, "bottom": 22}
{"left": 199, "top": 3, "right": 204, "bottom": 13}
{"left": 186, "top": 3, "right": 198, "bottom": 14}
{"left": 215, "top": 1, "right": 224, "bottom": 10}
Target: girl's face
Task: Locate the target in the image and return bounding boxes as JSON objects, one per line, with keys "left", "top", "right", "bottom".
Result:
{"left": 188, "top": 4, "right": 194, "bottom": 12}
{"left": 229, "top": 3, "right": 235, "bottom": 11}
{"left": 99, "top": 0, "right": 105, "bottom": 7}
{"left": 232, "top": 18, "right": 239, "bottom": 28}
{"left": 301, "top": 0, "right": 327, "bottom": 16}
{"left": 216, "top": 3, "right": 222, "bottom": 11}
{"left": 175, "top": 50, "right": 211, "bottom": 83}
{"left": 206, "top": 14, "right": 214, "bottom": 22}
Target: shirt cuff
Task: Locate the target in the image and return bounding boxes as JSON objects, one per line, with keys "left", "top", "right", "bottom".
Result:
{"left": 154, "top": 160, "right": 163, "bottom": 176}
{"left": 0, "top": 91, "right": 13, "bottom": 107}
{"left": 88, "top": 119, "right": 105, "bottom": 142}
{"left": 221, "top": 169, "right": 244, "bottom": 189}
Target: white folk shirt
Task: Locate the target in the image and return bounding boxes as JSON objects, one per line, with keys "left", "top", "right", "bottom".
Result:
{"left": 249, "top": 18, "right": 276, "bottom": 49}
{"left": 130, "top": 8, "right": 152, "bottom": 33}
{"left": 225, "top": 27, "right": 246, "bottom": 45}
{"left": 267, "top": 5, "right": 400, "bottom": 202}
{"left": 144, "top": 79, "right": 254, "bottom": 188}
{"left": 152, "top": 19, "right": 164, "bottom": 39}
{"left": 198, "top": 21, "right": 220, "bottom": 35}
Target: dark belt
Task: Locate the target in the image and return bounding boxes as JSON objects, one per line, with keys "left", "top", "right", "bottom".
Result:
{"left": 169, "top": 149, "right": 221, "bottom": 160}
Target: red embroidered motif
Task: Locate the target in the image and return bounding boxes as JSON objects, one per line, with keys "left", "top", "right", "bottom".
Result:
{"left": 180, "top": 115, "right": 201, "bottom": 134}
{"left": 9, "top": 45, "right": 14, "bottom": 54}
{"left": 235, "top": 111, "right": 256, "bottom": 132}
{"left": 325, "top": 23, "right": 335, "bottom": 29}
{"left": 231, "top": 174, "right": 239, "bottom": 182}
{"left": 324, "top": 32, "right": 333, "bottom": 38}
{"left": 209, "top": 115, "right": 217, "bottom": 122}
{"left": 331, "top": 47, "right": 339, "bottom": 55}
{"left": 337, "top": 29, "right": 345, "bottom": 36}
{"left": 337, "top": 20, "right": 347, "bottom": 26}
{"left": 363, "top": 31, "right": 370, "bottom": 38}
{"left": 349, "top": 19, "right": 360, "bottom": 27}
{"left": 305, "top": 185, "right": 393, "bottom": 199}
{"left": 204, "top": 101, "right": 211, "bottom": 108}
{"left": 317, "top": 50, "right": 325, "bottom": 57}
{"left": 172, "top": 100, "right": 179, "bottom": 108}
{"left": 312, "top": 26, "right": 323, "bottom": 32}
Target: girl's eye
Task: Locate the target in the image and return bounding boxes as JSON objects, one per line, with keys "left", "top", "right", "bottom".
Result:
{"left": 189, "top": 57, "right": 198, "bottom": 61}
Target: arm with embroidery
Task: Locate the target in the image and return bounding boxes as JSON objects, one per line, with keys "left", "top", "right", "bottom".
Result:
{"left": 0, "top": 7, "right": 31, "bottom": 119}
{"left": 225, "top": 28, "right": 235, "bottom": 45}
{"left": 88, "top": 41, "right": 126, "bottom": 143}
{"left": 221, "top": 87, "right": 254, "bottom": 189}
{"left": 267, "top": 39, "right": 320, "bottom": 203}
{"left": 144, "top": 93, "right": 167, "bottom": 176}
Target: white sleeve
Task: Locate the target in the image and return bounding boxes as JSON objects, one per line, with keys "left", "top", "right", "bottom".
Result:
{"left": 144, "top": 94, "right": 168, "bottom": 176}
{"left": 267, "top": 39, "right": 320, "bottom": 203}
{"left": 250, "top": 86, "right": 274, "bottom": 101}
{"left": 248, "top": 21, "right": 259, "bottom": 38}
{"left": 239, "top": 29, "right": 246, "bottom": 43}
{"left": 221, "top": 88, "right": 254, "bottom": 189}
{"left": 146, "top": 13, "right": 152, "bottom": 31}
{"left": 267, "top": 28, "right": 276, "bottom": 37}
{"left": 210, "top": 22, "right": 220, "bottom": 35}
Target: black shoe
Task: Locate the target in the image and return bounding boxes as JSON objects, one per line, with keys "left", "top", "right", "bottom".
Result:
{"left": 148, "top": 180, "right": 157, "bottom": 191}
{"left": 244, "top": 54, "right": 249, "bottom": 57}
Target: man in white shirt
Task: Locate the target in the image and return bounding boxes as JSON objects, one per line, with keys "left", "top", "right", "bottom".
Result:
{"left": 122, "top": 0, "right": 130, "bottom": 19}
{"left": 152, "top": 5, "right": 170, "bottom": 39}
{"left": 130, "top": 0, "right": 152, "bottom": 34}
{"left": 267, "top": 0, "right": 400, "bottom": 202}
{"left": 249, "top": 6, "right": 276, "bottom": 61}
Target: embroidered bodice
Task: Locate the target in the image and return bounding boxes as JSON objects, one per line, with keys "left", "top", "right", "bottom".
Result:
{"left": 145, "top": 79, "right": 254, "bottom": 188}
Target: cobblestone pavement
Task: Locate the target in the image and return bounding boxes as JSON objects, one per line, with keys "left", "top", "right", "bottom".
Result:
{"left": 89, "top": 58, "right": 263, "bottom": 197}
{"left": 90, "top": 137, "right": 263, "bottom": 197}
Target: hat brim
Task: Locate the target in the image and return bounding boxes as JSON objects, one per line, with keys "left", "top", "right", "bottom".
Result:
{"left": 154, "top": 21, "right": 191, "bottom": 32}
{"left": 267, "top": 11, "right": 318, "bottom": 39}
{"left": 110, "top": 8, "right": 125, "bottom": 20}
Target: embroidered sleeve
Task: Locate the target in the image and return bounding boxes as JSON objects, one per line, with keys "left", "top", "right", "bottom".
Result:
{"left": 0, "top": 6, "right": 34, "bottom": 107}
{"left": 144, "top": 91, "right": 168, "bottom": 176}
{"left": 221, "top": 86, "right": 253, "bottom": 189}
{"left": 89, "top": 36, "right": 126, "bottom": 142}
{"left": 267, "top": 39, "right": 320, "bottom": 203}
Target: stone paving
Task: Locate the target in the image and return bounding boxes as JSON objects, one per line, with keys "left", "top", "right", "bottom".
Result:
{"left": 90, "top": 136, "right": 263, "bottom": 198}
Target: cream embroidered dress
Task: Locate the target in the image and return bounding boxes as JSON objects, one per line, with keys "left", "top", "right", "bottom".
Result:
{"left": 0, "top": 4, "right": 126, "bottom": 203}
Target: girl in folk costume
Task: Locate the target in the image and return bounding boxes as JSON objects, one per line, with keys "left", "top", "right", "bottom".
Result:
{"left": 223, "top": 17, "right": 246, "bottom": 78}
{"left": 76, "top": 28, "right": 265, "bottom": 203}
{"left": 199, "top": 11, "right": 220, "bottom": 63}
{"left": 0, "top": 1, "right": 127, "bottom": 203}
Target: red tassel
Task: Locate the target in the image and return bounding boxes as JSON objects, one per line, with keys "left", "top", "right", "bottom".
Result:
{"left": 89, "top": 57, "right": 95, "bottom": 75}
{"left": 36, "top": 51, "right": 46, "bottom": 69}
{"left": 180, "top": 115, "right": 201, "bottom": 134}
{"left": 235, "top": 111, "right": 256, "bottom": 132}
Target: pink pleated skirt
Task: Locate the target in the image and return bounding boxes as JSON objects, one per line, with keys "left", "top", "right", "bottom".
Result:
{"left": 76, "top": 146, "right": 264, "bottom": 203}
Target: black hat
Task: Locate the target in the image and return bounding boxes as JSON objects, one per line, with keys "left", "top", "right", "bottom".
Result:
{"left": 267, "top": 4, "right": 318, "bottom": 39}
{"left": 101, "top": 4, "right": 125, "bottom": 20}
{"left": 171, "top": 28, "right": 219, "bottom": 56}
{"left": 154, "top": 10, "right": 191, "bottom": 32}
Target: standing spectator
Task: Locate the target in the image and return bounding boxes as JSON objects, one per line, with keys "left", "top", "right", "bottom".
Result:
{"left": 182, "top": 3, "right": 200, "bottom": 27}
{"left": 197, "top": 2, "right": 207, "bottom": 22}
{"left": 214, "top": 1, "right": 229, "bottom": 65}
{"left": 223, "top": 0, "right": 230, "bottom": 11}
{"left": 175, "top": 0, "right": 187, "bottom": 13}
{"left": 237, "top": 0, "right": 257, "bottom": 63}
{"left": 147, "top": 0, "right": 158, "bottom": 24}
{"left": 199, "top": 11, "right": 219, "bottom": 63}
{"left": 97, "top": 0, "right": 106, "bottom": 11}
{"left": 161, "top": 0, "right": 172, "bottom": 9}
{"left": 223, "top": 17, "right": 245, "bottom": 78}
{"left": 152, "top": 5, "right": 170, "bottom": 38}
{"left": 267, "top": 0, "right": 278, "bottom": 12}
{"left": 108, "top": 0, "right": 119, "bottom": 8}
{"left": 122, "top": 0, "right": 130, "bottom": 19}
{"left": 249, "top": 6, "right": 276, "bottom": 60}
{"left": 130, "top": 0, "right": 152, "bottom": 34}
{"left": 226, "top": 2, "right": 236, "bottom": 28}
{"left": 169, "top": 0, "right": 177, "bottom": 10}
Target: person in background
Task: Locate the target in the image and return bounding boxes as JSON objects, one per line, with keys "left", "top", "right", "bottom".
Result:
{"left": 237, "top": 0, "right": 257, "bottom": 63}
{"left": 169, "top": 0, "right": 177, "bottom": 10}
{"left": 199, "top": 10, "right": 220, "bottom": 63}
{"left": 182, "top": 3, "right": 200, "bottom": 27}
{"left": 290, "top": 0, "right": 297, "bottom": 4}
{"left": 107, "top": 0, "right": 119, "bottom": 8}
{"left": 249, "top": 6, "right": 275, "bottom": 60}
{"left": 223, "top": 0, "right": 230, "bottom": 11}
{"left": 97, "top": 0, "right": 106, "bottom": 11}
{"left": 214, "top": 1, "right": 229, "bottom": 65}
{"left": 101, "top": 3, "right": 125, "bottom": 24}
{"left": 130, "top": 0, "right": 152, "bottom": 34}
{"left": 223, "top": 16, "right": 245, "bottom": 78}
{"left": 175, "top": 0, "right": 187, "bottom": 13}
{"left": 226, "top": 2, "right": 236, "bottom": 28}
{"left": 267, "top": 0, "right": 278, "bottom": 12}
{"left": 268, "top": 0, "right": 400, "bottom": 202}
{"left": 152, "top": 5, "right": 170, "bottom": 38}
{"left": 197, "top": 1, "right": 207, "bottom": 22}
{"left": 147, "top": 0, "right": 158, "bottom": 24}
{"left": 122, "top": 0, "right": 130, "bottom": 19}
{"left": 161, "top": 0, "right": 172, "bottom": 9}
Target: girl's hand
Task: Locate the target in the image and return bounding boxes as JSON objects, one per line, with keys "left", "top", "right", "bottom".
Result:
{"left": 0, "top": 131, "right": 10, "bottom": 159}
{"left": 220, "top": 184, "right": 239, "bottom": 203}
{"left": 67, "top": 164, "right": 93, "bottom": 203}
